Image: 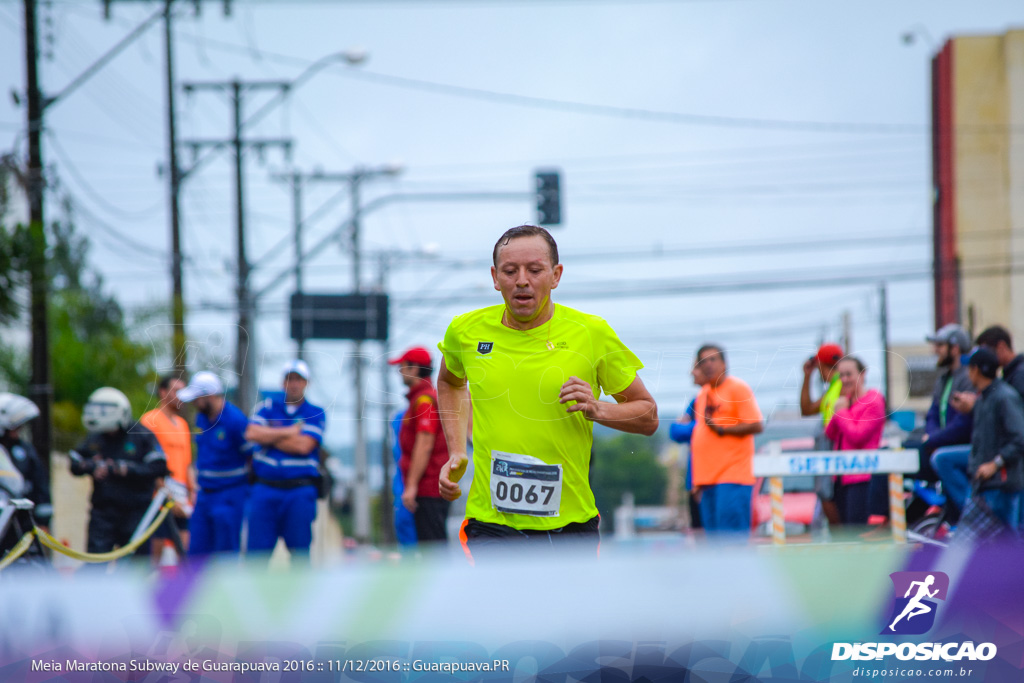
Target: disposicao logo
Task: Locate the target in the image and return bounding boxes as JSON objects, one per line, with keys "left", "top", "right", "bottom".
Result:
{"left": 831, "top": 571, "right": 998, "bottom": 662}
{"left": 883, "top": 571, "right": 949, "bottom": 635}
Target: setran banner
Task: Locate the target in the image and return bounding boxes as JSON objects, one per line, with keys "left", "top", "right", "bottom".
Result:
{"left": 1, "top": 541, "right": 1023, "bottom": 682}
{"left": 753, "top": 449, "right": 920, "bottom": 477}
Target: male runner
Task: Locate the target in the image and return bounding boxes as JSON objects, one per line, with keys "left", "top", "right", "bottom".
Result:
{"left": 437, "top": 225, "right": 658, "bottom": 556}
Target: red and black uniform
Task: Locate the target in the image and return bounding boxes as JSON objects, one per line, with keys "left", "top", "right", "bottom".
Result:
{"left": 399, "top": 379, "right": 451, "bottom": 541}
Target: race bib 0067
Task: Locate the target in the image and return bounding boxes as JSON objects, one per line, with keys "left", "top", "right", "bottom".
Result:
{"left": 489, "top": 451, "right": 562, "bottom": 517}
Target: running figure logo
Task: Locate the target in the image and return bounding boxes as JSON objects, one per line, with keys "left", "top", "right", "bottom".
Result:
{"left": 883, "top": 571, "right": 950, "bottom": 635}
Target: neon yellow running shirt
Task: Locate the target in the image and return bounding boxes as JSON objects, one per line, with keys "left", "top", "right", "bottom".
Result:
{"left": 821, "top": 375, "right": 843, "bottom": 427}
{"left": 439, "top": 303, "right": 643, "bottom": 530}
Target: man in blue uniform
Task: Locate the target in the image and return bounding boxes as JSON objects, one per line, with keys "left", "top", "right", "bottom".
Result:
{"left": 177, "top": 371, "right": 252, "bottom": 556}
{"left": 245, "top": 360, "right": 326, "bottom": 559}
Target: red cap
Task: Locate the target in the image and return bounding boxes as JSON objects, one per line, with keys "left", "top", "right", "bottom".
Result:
{"left": 388, "top": 346, "right": 433, "bottom": 367}
{"left": 816, "top": 343, "right": 844, "bottom": 366}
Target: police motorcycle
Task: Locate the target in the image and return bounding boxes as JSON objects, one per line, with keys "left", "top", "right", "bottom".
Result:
{"left": 0, "top": 393, "right": 51, "bottom": 571}
{"left": 0, "top": 444, "right": 50, "bottom": 571}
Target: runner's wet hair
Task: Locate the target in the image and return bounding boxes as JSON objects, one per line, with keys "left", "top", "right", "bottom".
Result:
{"left": 492, "top": 225, "right": 559, "bottom": 267}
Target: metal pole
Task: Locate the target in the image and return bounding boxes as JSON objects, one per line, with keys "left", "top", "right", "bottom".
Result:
{"left": 378, "top": 252, "right": 394, "bottom": 544}
{"left": 232, "top": 81, "right": 253, "bottom": 413}
{"left": 880, "top": 281, "right": 890, "bottom": 413}
{"left": 351, "top": 172, "right": 370, "bottom": 542}
{"left": 292, "top": 172, "right": 305, "bottom": 360}
{"left": 841, "top": 309, "right": 852, "bottom": 353}
{"left": 24, "top": 0, "right": 52, "bottom": 480}
{"left": 164, "top": 1, "right": 186, "bottom": 373}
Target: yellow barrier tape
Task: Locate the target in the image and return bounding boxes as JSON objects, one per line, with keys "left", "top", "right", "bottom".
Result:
{"left": 0, "top": 531, "right": 37, "bottom": 571}
{"left": 33, "top": 501, "right": 174, "bottom": 563}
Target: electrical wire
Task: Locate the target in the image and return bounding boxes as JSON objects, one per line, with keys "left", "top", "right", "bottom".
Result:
{"left": 163, "top": 30, "right": 1022, "bottom": 137}
{"left": 45, "top": 130, "right": 165, "bottom": 219}
{"left": 52, "top": 183, "right": 170, "bottom": 262}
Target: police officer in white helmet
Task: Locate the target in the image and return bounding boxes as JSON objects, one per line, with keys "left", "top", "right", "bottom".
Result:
{"left": 0, "top": 393, "right": 52, "bottom": 530}
{"left": 69, "top": 387, "right": 168, "bottom": 558}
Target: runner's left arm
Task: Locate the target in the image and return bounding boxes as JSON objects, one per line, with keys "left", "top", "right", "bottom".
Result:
{"left": 559, "top": 375, "right": 658, "bottom": 436}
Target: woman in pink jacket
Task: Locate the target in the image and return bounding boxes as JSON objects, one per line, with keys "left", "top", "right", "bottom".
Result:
{"left": 825, "top": 356, "right": 887, "bottom": 525}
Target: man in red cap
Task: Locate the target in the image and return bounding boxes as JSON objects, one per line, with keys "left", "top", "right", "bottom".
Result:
{"left": 800, "top": 342, "right": 844, "bottom": 525}
{"left": 801, "top": 343, "right": 845, "bottom": 427}
{"left": 389, "top": 346, "right": 452, "bottom": 544}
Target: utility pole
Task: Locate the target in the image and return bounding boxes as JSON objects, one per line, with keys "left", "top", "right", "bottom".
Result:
{"left": 24, "top": 0, "right": 52, "bottom": 480}
{"left": 270, "top": 169, "right": 368, "bottom": 361}
{"left": 163, "top": 0, "right": 185, "bottom": 373}
{"left": 289, "top": 172, "right": 305, "bottom": 359}
{"left": 231, "top": 81, "right": 251, "bottom": 410}
{"left": 105, "top": 0, "right": 199, "bottom": 378}
{"left": 350, "top": 171, "right": 369, "bottom": 542}
{"left": 17, "top": 1, "right": 166, "bottom": 477}
{"left": 181, "top": 79, "right": 291, "bottom": 413}
{"left": 271, "top": 164, "right": 401, "bottom": 542}
{"left": 346, "top": 165, "right": 402, "bottom": 542}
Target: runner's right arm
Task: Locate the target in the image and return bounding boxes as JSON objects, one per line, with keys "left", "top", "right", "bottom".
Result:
{"left": 437, "top": 357, "right": 471, "bottom": 501}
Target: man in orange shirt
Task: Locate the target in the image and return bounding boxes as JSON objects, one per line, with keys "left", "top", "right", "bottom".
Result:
{"left": 690, "top": 344, "right": 764, "bottom": 536}
{"left": 141, "top": 375, "right": 193, "bottom": 556}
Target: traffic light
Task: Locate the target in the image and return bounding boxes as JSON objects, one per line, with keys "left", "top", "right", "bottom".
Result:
{"left": 535, "top": 170, "right": 561, "bottom": 226}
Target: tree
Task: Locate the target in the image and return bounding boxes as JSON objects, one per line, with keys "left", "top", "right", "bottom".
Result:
{"left": 0, "top": 158, "right": 31, "bottom": 324}
{"left": 0, "top": 182, "right": 157, "bottom": 448}
{"left": 590, "top": 431, "right": 668, "bottom": 526}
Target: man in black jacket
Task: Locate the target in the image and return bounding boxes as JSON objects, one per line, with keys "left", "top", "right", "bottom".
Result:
{"left": 966, "top": 348, "right": 1024, "bottom": 530}
{"left": 975, "top": 325, "right": 1024, "bottom": 398}
{"left": 70, "top": 387, "right": 168, "bottom": 556}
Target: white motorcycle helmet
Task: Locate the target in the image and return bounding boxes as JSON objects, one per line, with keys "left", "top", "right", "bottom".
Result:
{"left": 0, "top": 393, "right": 40, "bottom": 432}
{"left": 82, "top": 387, "right": 133, "bottom": 433}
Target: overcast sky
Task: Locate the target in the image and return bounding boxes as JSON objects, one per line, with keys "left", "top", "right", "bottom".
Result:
{"left": 2, "top": 0, "right": 1022, "bottom": 449}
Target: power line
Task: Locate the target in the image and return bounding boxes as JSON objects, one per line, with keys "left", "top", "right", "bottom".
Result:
{"left": 389, "top": 258, "right": 1024, "bottom": 307}
{"left": 53, "top": 184, "right": 170, "bottom": 262}
{"left": 45, "top": 130, "right": 165, "bottom": 219}
{"left": 162, "top": 30, "right": 1011, "bottom": 137}
{"left": 342, "top": 68, "right": 931, "bottom": 135}
{"left": 408, "top": 137, "right": 928, "bottom": 174}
